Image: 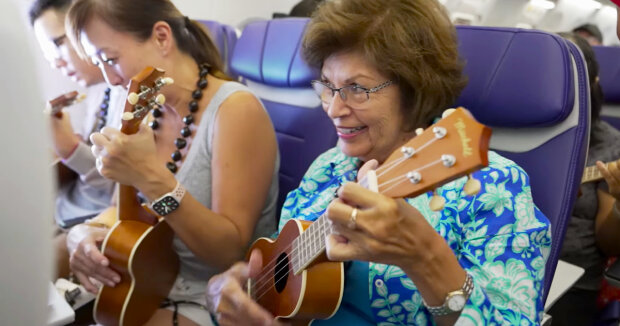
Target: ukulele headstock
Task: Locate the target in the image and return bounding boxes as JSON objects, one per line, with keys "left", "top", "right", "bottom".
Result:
{"left": 46, "top": 90, "right": 86, "bottom": 118}
{"left": 120, "top": 66, "right": 173, "bottom": 135}
{"left": 376, "top": 107, "right": 491, "bottom": 202}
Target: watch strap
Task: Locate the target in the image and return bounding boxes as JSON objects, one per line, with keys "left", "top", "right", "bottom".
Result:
{"left": 423, "top": 273, "right": 474, "bottom": 316}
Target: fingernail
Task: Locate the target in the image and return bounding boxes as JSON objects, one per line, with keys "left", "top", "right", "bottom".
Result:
{"left": 114, "top": 277, "right": 120, "bottom": 283}
{"left": 108, "top": 281, "right": 115, "bottom": 287}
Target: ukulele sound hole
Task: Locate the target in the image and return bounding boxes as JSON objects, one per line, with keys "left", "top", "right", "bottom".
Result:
{"left": 274, "top": 253, "right": 289, "bottom": 293}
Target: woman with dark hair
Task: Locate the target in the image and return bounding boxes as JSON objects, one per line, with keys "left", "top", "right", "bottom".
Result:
{"left": 64, "top": 0, "right": 279, "bottom": 324}
{"left": 549, "top": 32, "right": 620, "bottom": 326}
{"left": 206, "top": 0, "right": 551, "bottom": 325}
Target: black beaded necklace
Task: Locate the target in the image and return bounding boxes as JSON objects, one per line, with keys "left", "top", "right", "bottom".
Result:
{"left": 149, "top": 63, "right": 210, "bottom": 174}
{"left": 94, "top": 87, "right": 111, "bottom": 132}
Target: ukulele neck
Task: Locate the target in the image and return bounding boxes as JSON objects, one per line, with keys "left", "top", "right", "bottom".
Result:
{"left": 291, "top": 214, "right": 331, "bottom": 274}
{"left": 582, "top": 164, "right": 604, "bottom": 184}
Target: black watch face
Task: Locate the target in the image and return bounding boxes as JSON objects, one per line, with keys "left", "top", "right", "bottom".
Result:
{"left": 152, "top": 196, "right": 179, "bottom": 216}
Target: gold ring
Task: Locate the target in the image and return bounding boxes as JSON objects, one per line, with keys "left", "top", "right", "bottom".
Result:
{"left": 347, "top": 208, "right": 358, "bottom": 229}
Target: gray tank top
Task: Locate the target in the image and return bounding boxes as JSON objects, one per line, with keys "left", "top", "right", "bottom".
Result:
{"left": 174, "top": 82, "right": 279, "bottom": 281}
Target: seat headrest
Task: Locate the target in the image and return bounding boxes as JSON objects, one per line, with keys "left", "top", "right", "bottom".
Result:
{"left": 198, "top": 20, "right": 228, "bottom": 57}
{"left": 593, "top": 46, "right": 620, "bottom": 103}
{"left": 456, "top": 26, "right": 574, "bottom": 128}
{"left": 231, "top": 18, "right": 317, "bottom": 87}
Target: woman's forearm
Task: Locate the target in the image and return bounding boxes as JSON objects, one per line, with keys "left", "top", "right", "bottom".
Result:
{"left": 400, "top": 233, "right": 467, "bottom": 326}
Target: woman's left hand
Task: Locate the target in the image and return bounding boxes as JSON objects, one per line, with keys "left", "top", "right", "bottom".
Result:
{"left": 325, "top": 182, "right": 441, "bottom": 270}
{"left": 90, "top": 124, "right": 165, "bottom": 187}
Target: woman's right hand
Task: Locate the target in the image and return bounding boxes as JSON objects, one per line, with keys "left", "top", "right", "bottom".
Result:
{"left": 206, "top": 250, "right": 285, "bottom": 326}
{"left": 66, "top": 224, "right": 120, "bottom": 293}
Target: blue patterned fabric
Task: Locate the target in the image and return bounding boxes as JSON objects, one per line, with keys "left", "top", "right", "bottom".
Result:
{"left": 279, "top": 147, "right": 552, "bottom": 325}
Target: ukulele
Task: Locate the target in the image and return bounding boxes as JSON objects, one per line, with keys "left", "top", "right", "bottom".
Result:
{"left": 246, "top": 108, "right": 491, "bottom": 325}
{"left": 93, "top": 66, "right": 177, "bottom": 326}
{"left": 46, "top": 90, "right": 87, "bottom": 119}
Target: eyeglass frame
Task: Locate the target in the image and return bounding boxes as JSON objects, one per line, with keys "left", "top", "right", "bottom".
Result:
{"left": 310, "top": 79, "right": 394, "bottom": 104}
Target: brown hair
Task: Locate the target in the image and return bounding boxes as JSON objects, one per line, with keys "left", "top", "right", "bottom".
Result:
{"left": 66, "top": 0, "right": 228, "bottom": 79}
{"left": 303, "top": 0, "right": 467, "bottom": 130}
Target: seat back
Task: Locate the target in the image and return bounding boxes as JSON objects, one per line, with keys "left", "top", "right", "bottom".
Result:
{"left": 198, "top": 20, "right": 238, "bottom": 78}
{"left": 230, "top": 18, "right": 338, "bottom": 218}
{"left": 593, "top": 46, "right": 620, "bottom": 130}
{"left": 455, "top": 26, "right": 590, "bottom": 303}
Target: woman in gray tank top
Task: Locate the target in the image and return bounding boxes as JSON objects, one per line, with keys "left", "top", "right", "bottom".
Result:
{"left": 63, "top": 0, "right": 279, "bottom": 325}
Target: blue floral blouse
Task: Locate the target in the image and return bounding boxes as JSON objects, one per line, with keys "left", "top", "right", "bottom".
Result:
{"left": 278, "top": 147, "right": 552, "bottom": 325}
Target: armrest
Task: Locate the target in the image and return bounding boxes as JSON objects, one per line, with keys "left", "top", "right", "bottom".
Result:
{"left": 604, "top": 258, "right": 620, "bottom": 288}
{"left": 545, "top": 260, "right": 585, "bottom": 311}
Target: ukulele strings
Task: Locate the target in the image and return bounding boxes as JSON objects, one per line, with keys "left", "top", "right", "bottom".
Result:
{"left": 368, "top": 135, "right": 439, "bottom": 184}
{"left": 251, "top": 152, "right": 439, "bottom": 295}
{"left": 249, "top": 133, "right": 446, "bottom": 299}
{"left": 250, "top": 153, "right": 449, "bottom": 301}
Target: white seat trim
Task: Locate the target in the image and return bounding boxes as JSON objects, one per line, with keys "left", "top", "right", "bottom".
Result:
{"left": 602, "top": 104, "right": 620, "bottom": 118}
{"left": 244, "top": 79, "right": 321, "bottom": 109}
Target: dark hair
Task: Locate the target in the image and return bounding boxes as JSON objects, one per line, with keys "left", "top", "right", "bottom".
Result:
{"left": 28, "top": 0, "right": 71, "bottom": 26}
{"left": 66, "top": 0, "right": 228, "bottom": 79}
{"left": 289, "top": 0, "right": 325, "bottom": 17}
{"left": 303, "top": 0, "right": 467, "bottom": 131}
{"left": 573, "top": 23, "right": 603, "bottom": 44}
{"left": 558, "top": 32, "right": 603, "bottom": 125}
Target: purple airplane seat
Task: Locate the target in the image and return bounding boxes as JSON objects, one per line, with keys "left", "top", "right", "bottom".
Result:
{"left": 455, "top": 26, "right": 590, "bottom": 304}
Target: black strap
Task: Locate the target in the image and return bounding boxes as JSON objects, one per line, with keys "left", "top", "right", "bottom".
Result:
{"left": 161, "top": 299, "right": 208, "bottom": 326}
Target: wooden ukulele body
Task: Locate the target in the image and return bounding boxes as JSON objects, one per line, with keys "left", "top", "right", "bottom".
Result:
{"left": 249, "top": 219, "right": 344, "bottom": 326}
{"left": 93, "top": 206, "right": 179, "bottom": 326}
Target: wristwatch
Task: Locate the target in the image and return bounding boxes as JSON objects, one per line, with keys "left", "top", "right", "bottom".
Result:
{"left": 423, "top": 273, "right": 474, "bottom": 316}
{"left": 149, "top": 182, "right": 186, "bottom": 216}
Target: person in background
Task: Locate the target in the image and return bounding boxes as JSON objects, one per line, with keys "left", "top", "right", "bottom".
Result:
{"left": 1, "top": 1, "right": 53, "bottom": 324}
{"left": 29, "top": 0, "right": 123, "bottom": 279}
{"left": 289, "top": 0, "right": 325, "bottom": 17}
{"left": 206, "top": 0, "right": 551, "bottom": 325}
{"left": 547, "top": 32, "right": 620, "bottom": 326}
{"left": 573, "top": 23, "right": 603, "bottom": 46}
{"left": 64, "top": 0, "right": 279, "bottom": 324}
{"left": 273, "top": 0, "right": 324, "bottom": 19}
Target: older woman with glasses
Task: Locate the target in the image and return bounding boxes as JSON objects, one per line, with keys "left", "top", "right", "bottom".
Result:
{"left": 206, "top": 0, "right": 551, "bottom": 325}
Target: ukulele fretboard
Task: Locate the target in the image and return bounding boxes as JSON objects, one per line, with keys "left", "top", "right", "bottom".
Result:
{"left": 291, "top": 215, "right": 331, "bottom": 274}
{"left": 582, "top": 164, "right": 606, "bottom": 184}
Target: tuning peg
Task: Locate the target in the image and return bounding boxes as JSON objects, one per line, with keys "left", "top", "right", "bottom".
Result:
{"left": 366, "top": 169, "right": 378, "bottom": 193}
{"left": 162, "top": 77, "right": 174, "bottom": 85}
{"left": 75, "top": 93, "right": 87, "bottom": 103}
{"left": 415, "top": 128, "right": 424, "bottom": 136}
{"left": 429, "top": 191, "right": 445, "bottom": 211}
{"left": 463, "top": 174, "right": 481, "bottom": 196}
{"left": 155, "top": 94, "right": 166, "bottom": 105}
{"left": 122, "top": 112, "right": 135, "bottom": 121}
{"left": 442, "top": 108, "right": 456, "bottom": 119}
{"left": 127, "top": 92, "right": 140, "bottom": 105}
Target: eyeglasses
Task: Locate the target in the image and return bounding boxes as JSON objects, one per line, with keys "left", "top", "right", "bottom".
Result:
{"left": 310, "top": 80, "right": 393, "bottom": 105}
